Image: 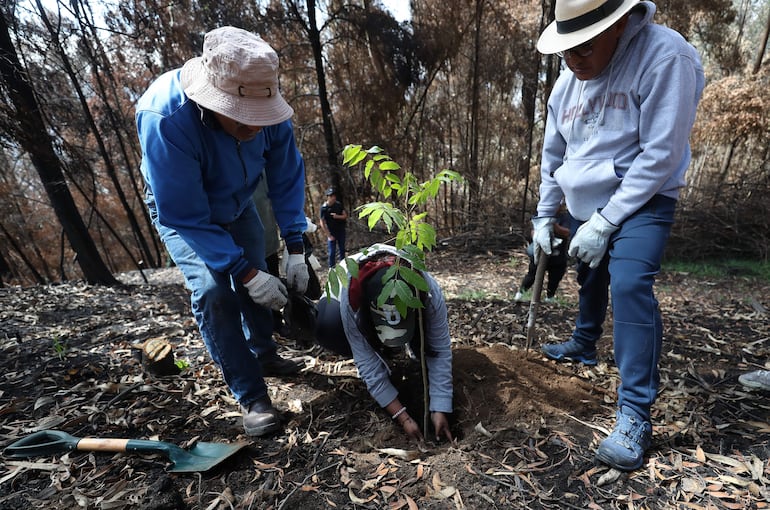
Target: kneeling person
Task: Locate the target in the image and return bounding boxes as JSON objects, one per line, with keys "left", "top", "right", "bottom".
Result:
{"left": 315, "top": 244, "right": 453, "bottom": 442}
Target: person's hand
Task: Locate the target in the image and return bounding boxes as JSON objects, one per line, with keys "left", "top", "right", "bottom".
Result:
{"left": 531, "top": 216, "right": 557, "bottom": 261}
{"left": 568, "top": 212, "right": 619, "bottom": 268}
{"left": 243, "top": 271, "right": 288, "bottom": 310}
{"left": 327, "top": 235, "right": 335, "bottom": 241}
{"left": 398, "top": 413, "right": 424, "bottom": 442}
{"left": 285, "top": 253, "right": 309, "bottom": 294}
{"left": 431, "top": 412, "right": 453, "bottom": 442}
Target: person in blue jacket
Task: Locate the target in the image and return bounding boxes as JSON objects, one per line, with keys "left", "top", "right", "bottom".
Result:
{"left": 532, "top": 0, "right": 705, "bottom": 470}
{"left": 314, "top": 244, "right": 453, "bottom": 443}
{"left": 136, "top": 27, "right": 311, "bottom": 437}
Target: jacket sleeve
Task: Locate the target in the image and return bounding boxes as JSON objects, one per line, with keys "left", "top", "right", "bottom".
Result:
{"left": 537, "top": 89, "right": 568, "bottom": 219}
{"left": 338, "top": 286, "right": 399, "bottom": 408}
{"left": 423, "top": 273, "right": 453, "bottom": 413}
{"left": 263, "top": 120, "right": 307, "bottom": 247}
{"left": 137, "top": 110, "right": 249, "bottom": 277}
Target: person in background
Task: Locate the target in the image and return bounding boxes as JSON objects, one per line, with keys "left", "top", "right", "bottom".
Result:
{"left": 532, "top": 0, "right": 704, "bottom": 470}
{"left": 319, "top": 187, "right": 348, "bottom": 267}
{"left": 314, "top": 243, "right": 453, "bottom": 443}
{"left": 252, "top": 177, "right": 286, "bottom": 335}
{"left": 515, "top": 204, "right": 571, "bottom": 303}
{"left": 136, "top": 27, "right": 310, "bottom": 437}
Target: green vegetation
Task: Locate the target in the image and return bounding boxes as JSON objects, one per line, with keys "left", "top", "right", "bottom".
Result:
{"left": 456, "top": 289, "right": 493, "bottom": 301}
{"left": 663, "top": 259, "right": 770, "bottom": 281}
{"left": 52, "top": 336, "right": 68, "bottom": 360}
{"left": 326, "top": 144, "right": 463, "bottom": 315}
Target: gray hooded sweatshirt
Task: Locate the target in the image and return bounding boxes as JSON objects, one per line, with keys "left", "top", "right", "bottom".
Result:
{"left": 537, "top": 2, "right": 705, "bottom": 224}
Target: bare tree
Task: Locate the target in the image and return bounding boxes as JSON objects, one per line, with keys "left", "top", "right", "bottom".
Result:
{"left": 0, "top": 11, "right": 118, "bottom": 284}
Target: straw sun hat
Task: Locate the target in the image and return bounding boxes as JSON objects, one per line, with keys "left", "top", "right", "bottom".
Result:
{"left": 180, "top": 26, "right": 294, "bottom": 127}
{"left": 537, "top": 0, "right": 641, "bottom": 55}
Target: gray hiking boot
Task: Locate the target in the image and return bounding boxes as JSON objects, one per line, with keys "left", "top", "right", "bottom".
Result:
{"left": 595, "top": 406, "right": 652, "bottom": 471}
{"left": 541, "top": 338, "right": 597, "bottom": 366}
{"left": 738, "top": 369, "right": 770, "bottom": 391}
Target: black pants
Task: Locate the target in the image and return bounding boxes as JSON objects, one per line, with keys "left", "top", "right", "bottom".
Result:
{"left": 315, "top": 297, "right": 353, "bottom": 357}
{"left": 520, "top": 251, "right": 567, "bottom": 297}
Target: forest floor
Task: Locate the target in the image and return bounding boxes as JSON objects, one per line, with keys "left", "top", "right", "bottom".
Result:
{"left": 0, "top": 233, "right": 769, "bottom": 510}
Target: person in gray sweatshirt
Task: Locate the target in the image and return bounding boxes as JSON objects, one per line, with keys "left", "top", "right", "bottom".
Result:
{"left": 314, "top": 244, "right": 453, "bottom": 443}
{"left": 532, "top": 0, "right": 705, "bottom": 470}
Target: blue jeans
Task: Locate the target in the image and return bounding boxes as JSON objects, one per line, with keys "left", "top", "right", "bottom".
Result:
{"left": 327, "top": 230, "right": 346, "bottom": 267}
{"left": 569, "top": 195, "right": 676, "bottom": 421}
{"left": 151, "top": 202, "right": 276, "bottom": 407}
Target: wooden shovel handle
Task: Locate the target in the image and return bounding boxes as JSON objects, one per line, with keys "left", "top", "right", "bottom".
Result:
{"left": 76, "top": 438, "right": 131, "bottom": 453}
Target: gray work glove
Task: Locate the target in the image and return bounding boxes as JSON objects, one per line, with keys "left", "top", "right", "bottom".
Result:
{"left": 568, "top": 211, "right": 619, "bottom": 269}
{"left": 285, "top": 253, "right": 309, "bottom": 294}
{"left": 531, "top": 216, "right": 557, "bottom": 262}
{"left": 244, "top": 271, "right": 288, "bottom": 310}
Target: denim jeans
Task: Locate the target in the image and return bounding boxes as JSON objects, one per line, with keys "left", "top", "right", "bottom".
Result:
{"left": 569, "top": 195, "right": 676, "bottom": 421}
{"left": 327, "top": 229, "right": 346, "bottom": 267}
{"left": 151, "top": 202, "right": 276, "bottom": 407}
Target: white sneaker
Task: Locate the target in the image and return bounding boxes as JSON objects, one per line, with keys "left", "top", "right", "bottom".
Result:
{"left": 738, "top": 370, "right": 770, "bottom": 391}
{"left": 514, "top": 291, "right": 524, "bottom": 302}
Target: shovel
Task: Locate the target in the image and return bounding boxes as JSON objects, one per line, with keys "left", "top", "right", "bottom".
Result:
{"left": 525, "top": 250, "right": 548, "bottom": 355}
{"left": 3, "top": 430, "right": 248, "bottom": 473}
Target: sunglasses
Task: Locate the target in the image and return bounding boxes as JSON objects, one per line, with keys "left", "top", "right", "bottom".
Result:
{"left": 556, "top": 39, "right": 594, "bottom": 59}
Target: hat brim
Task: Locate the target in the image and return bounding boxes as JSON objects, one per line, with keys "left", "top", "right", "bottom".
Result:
{"left": 536, "top": 0, "right": 639, "bottom": 55}
{"left": 180, "top": 57, "right": 294, "bottom": 126}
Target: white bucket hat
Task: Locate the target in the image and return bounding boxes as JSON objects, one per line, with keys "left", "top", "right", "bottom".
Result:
{"left": 180, "top": 26, "right": 294, "bottom": 126}
{"left": 537, "top": 0, "right": 640, "bottom": 55}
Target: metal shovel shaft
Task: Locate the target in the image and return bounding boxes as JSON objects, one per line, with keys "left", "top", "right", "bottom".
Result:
{"left": 525, "top": 250, "right": 548, "bottom": 354}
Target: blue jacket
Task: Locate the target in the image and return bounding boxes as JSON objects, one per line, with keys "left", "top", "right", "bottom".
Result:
{"left": 136, "top": 69, "right": 306, "bottom": 279}
{"left": 538, "top": 2, "right": 705, "bottom": 224}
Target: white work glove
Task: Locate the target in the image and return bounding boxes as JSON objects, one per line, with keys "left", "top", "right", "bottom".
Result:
{"left": 568, "top": 212, "right": 619, "bottom": 269}
{"left": 285, "top": 253, "right": 309, "bottom": 294}
{"left": 244, "top": 271, "right": 288, "bottom": 310}
{"left": 304, "top": 216, "right": 318, "bottom": 233}
{"left": 531, "top": 216, "right": 557, "bottom": 262}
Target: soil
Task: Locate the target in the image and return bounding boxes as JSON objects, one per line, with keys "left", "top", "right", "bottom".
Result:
{"left": 0, "top": 240, "right": 768, "bottom": 510}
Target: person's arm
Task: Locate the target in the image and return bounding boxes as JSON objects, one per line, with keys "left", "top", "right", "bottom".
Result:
{"left": 536, "top": 85, "right": 568, "bottom": 219}
{"left": 423, "top": 273, "right": 453, "bottom": 415}
{"left": 384, "top": 398, "right": 422, "bottom": 441}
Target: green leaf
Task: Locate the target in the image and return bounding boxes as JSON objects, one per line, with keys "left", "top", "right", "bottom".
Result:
{"left": 327, "top": 269, "right": 341, "bottom": 297}
{"left": 398, "top": 266, "right": 429, "bottom": 292}
{"left": 427, "top": 179, "right": 441, "bottom": 198}
{"left": 367, "top": 208, "right": 385, "bottom": 230}
{"left": 379, "top": 160, "right": 401, "bottom": 171}
{"left": 345, "top": 258, "right": 359, "bottom": 279}
{"left": 342, "top": 144, "right": 363, "bottom": 165}
{"left": 366, "top": 146, "right": 384, "bottom": 154}
{"left": 393, "top": 279, "right": 422, "bottom": 312}
{"left": 416, "top": 222, "right": 437, "bottom": 251}
{"left": 364, "top": 159, "right": 375, "bottom": 178}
